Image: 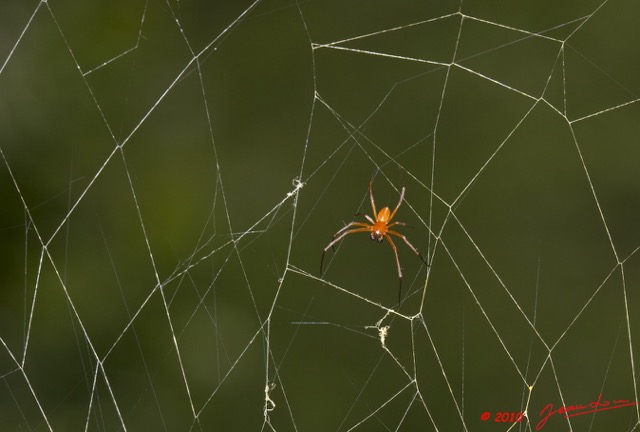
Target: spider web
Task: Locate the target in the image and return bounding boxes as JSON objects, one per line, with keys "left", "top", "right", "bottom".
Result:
{"left": 0, "top": 0, "right": 639, "bottom": 430}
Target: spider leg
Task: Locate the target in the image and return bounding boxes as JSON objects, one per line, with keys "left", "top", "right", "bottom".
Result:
{"left": 383, "top": 234, "right": 403, "bottom": 305}
{"left": 388, "top": 186, "right": 405, "bottom": 221}
{"left": 355, "top": 213, "right": 376, "bottom": 225}
{"left": 331, "top": 221, "right": 369, "bottom": 240}
{"left": 387, "top": 221, "right": 412, "bottom": 229}
{"left": 387, "top": 229, "right": 428, "bottom": 266}
{"left": 320, "top": 226, "right": 372, "bottom": 276}
{"left": 368, "top": 178, "right": 377, "bottom": 217}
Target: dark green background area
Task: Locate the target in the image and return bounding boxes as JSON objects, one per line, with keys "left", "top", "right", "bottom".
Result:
{"left": 1, "top": 0, "right": 639, "bottom": 431}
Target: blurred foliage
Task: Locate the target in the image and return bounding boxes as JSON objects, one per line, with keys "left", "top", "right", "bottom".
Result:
{"left": 0, "top": 0, "right": 639, "bottom": 430}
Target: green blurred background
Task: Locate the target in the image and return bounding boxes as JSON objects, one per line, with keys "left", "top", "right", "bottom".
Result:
{"left": 1, "top": 0, "right": 639, "bottom": 430}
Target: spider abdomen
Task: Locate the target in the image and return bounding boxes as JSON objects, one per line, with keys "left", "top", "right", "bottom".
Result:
{"left": 376, "top": 207, "right": 391, "bottom": 223}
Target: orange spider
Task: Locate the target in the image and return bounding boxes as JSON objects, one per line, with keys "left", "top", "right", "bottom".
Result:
{"left": 320, "top": 178, "right": 427, "bottom": 303}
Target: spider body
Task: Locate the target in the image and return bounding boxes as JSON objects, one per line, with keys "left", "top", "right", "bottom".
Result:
{"left": 370, "top": 207, "right": 391, "bottom": 241}
{"left": 320, "top": 178, "right": 426, "bottom": 303}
